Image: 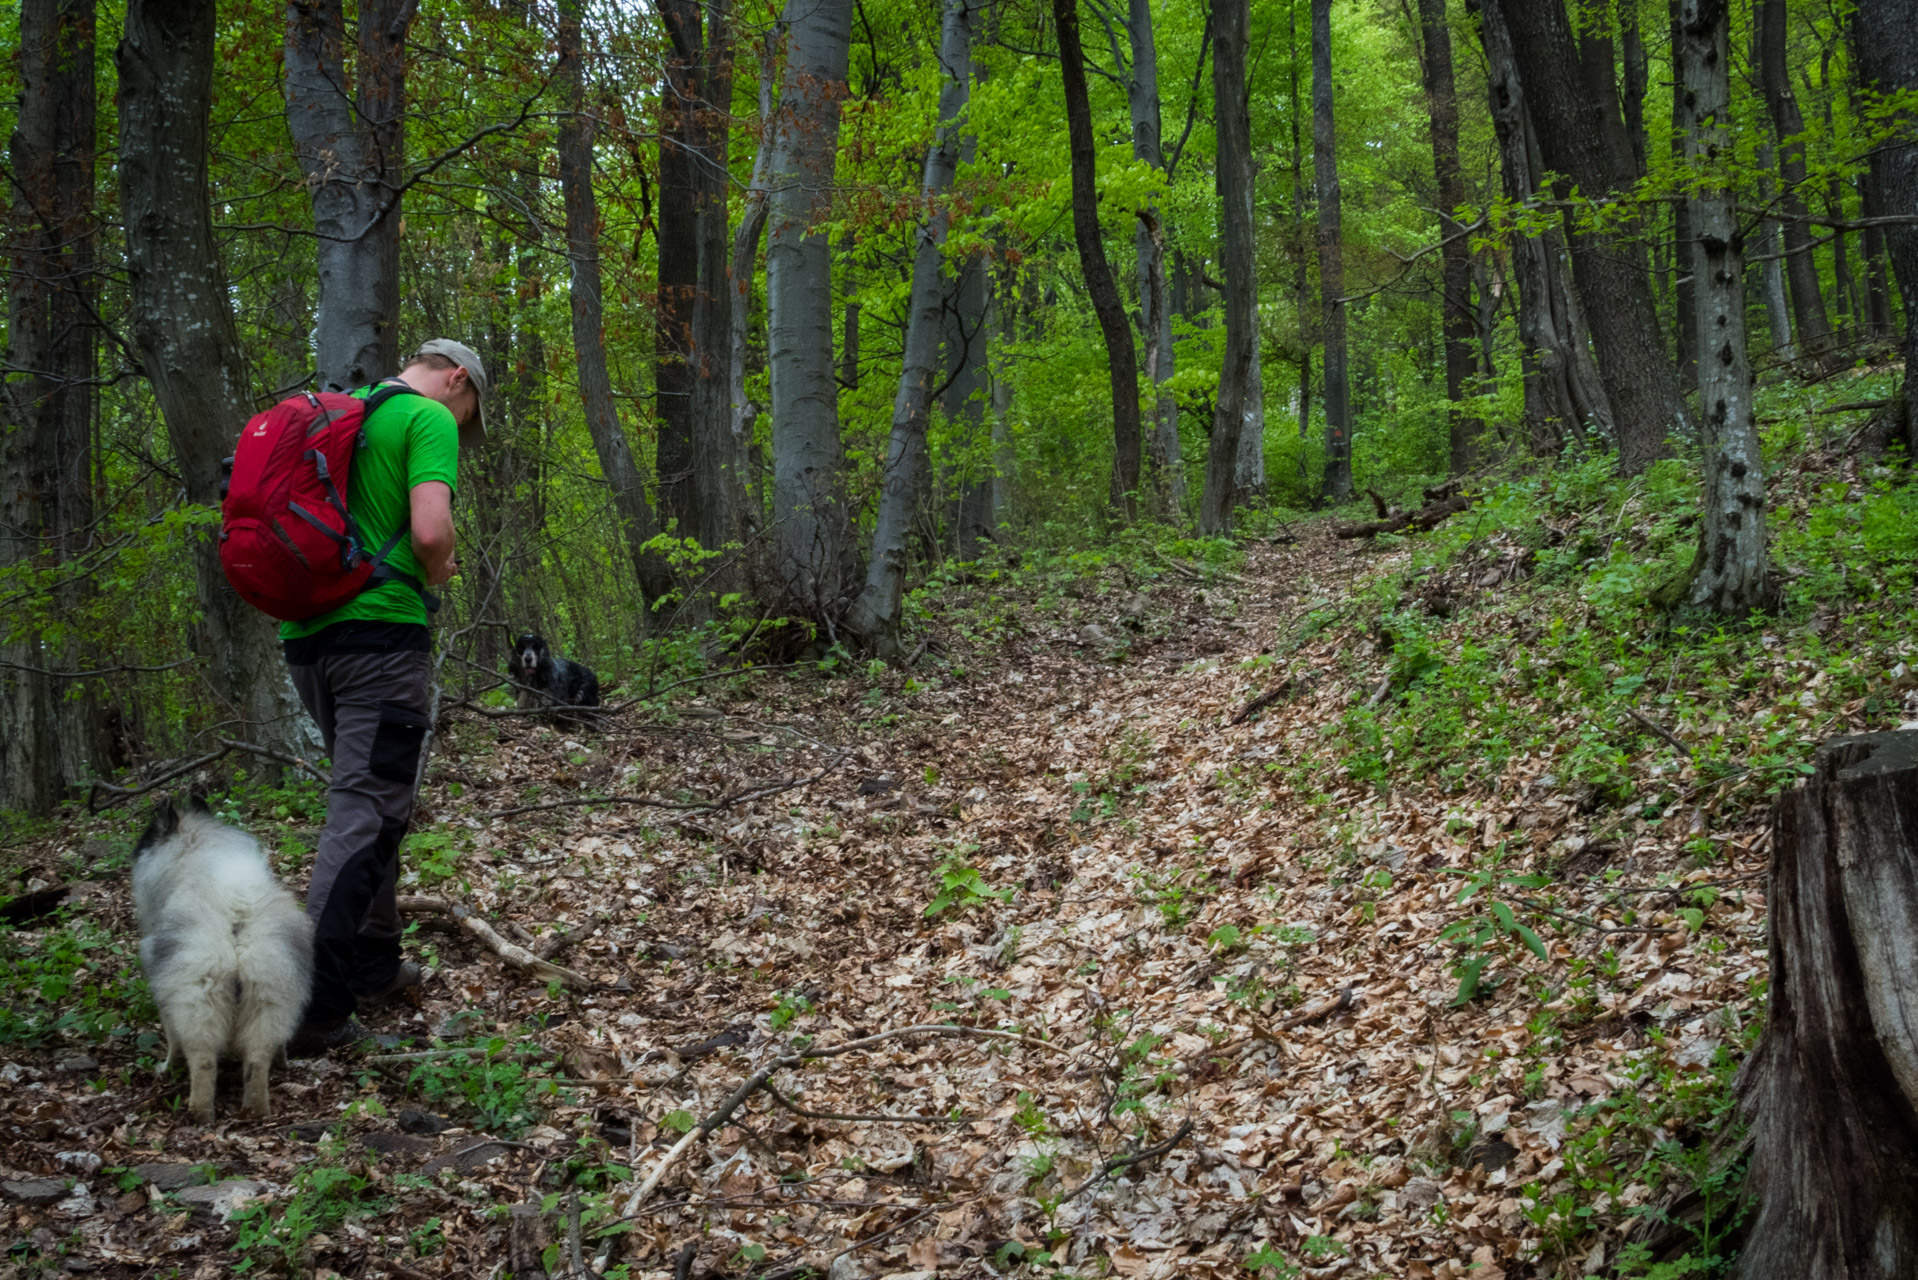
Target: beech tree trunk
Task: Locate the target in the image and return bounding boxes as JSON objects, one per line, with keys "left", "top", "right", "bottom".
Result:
{"left": 948, "top": 250, "right": 992, "bottom": 557}
{"left": 1053, "top": 0, "right": 1143, "bottom": 520}
{"left": 656, "top": 0, "right": 702, "bottom": 544}
{"left": 765, "top": 0, "right": 856, "bottom": 613}
{"left": 845, "top": 0, "right": 972, "bottom": 653}
{"left": 1475, "top": 0, "right": 1612, "bottom": 452}
{"left": 4, "top": 0, "right": 98, "bottom": 813}
{"left": 1311, "top": 0, "right": 1352, "bottom": 501}
{"left": 731, "top": 28, "right": 780, "bottom": 518}
{"left": 1756, "top": 0, "right": 1834, "bottom": 361}
{"left": 692, "top": 0, "right": 739, "bottom": 564}
{"left": 1858, "top": 166, "right": 1896, "bottom": 341}
{"left": 1415, "top": 0, "right": 1479, "bottom": 475}
{"left": 1672, "top": 0, "right": 1700, "bottom": 387}
{"left": 556, "top": 0, "right": 669, "bottom": 614}
{"left": 1736, "top": 731, "right": 1918, "bottom": 1279}
{"left": 117, "top": 0, "right": 312, "bottom": 772}
{"left": 1851, "top": 1, "right": 1918, "bottom": 447}
{"left": 283, "top": 0, "right": 414, "bottom": 390}
{"left": 1121, "top": 0, "right": 1186, "bottom": 516}
{"left": 1621, "top": 1, "right": 1648, "bottom": 178}
{"left": 1679, "top": 0, "right": 1768, "bottom": 616}
{"left": 1199, "top": 0, "right": 1254, "bottom": 533}
{"left": 1488, "top": 0, "right": 1688, "bottom": 474}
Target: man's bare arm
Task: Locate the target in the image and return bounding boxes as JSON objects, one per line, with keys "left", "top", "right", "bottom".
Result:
{"left": 409, "top": 481, "right": 457, "bottom": 586}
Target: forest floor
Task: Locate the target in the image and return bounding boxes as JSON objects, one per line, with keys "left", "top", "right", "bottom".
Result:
{"left": 8, "top": 411, "right": 1909, "bottom": 1280}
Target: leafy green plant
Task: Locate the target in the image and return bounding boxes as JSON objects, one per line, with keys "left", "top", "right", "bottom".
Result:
{"left": 1438, "top": 860, "right": 1553, "bottom": 1004}
{"left": 768, "top": 990, "right": 812, "bottom": 1032}
{"left": 0, "top": 914, "right": 153, "bottom": 1046}
{"left": 403, "top": 829, "right": 466, "bottom": 889}
{"left": 231, "top": 1148, "right": 389, "bottom": 1274}
{"left": 1243, "top": 1244, "right": 1301, "bottom": 1277}
{"left": 1132, "top": 865, "right": 1214, "bottom": 931}
{"left": 925, "top": 853, "right": 1013, "bottom": 917}
{"left": 406, "top": 1039, "right": 561, "bottom": 1136}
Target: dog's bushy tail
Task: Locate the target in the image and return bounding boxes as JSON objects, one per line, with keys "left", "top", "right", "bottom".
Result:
{"left": 231, "top": 892, "right": 314, "bottom": 1057}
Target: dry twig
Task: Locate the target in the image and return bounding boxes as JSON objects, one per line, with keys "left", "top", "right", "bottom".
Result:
{"left": 397, "top": 895, "right": 599, "bottom": 988}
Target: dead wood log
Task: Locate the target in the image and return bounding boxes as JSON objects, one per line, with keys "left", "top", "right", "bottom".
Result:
{"left": 1365, "top": 487, "right": 1392, "bottom": 519}
{"left": 397, "top": 895, "right": 598, "bottom": 990}
{"left": 1232, "top": 677, "right": 1297, "bottom": 725}
{"left": 1736, "top": 732, "right": 1918, "bottom": 1279}
{"left": 1334, "top": 492, "right": 1473, "bottom": 540}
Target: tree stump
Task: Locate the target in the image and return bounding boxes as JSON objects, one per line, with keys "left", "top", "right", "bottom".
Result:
{"left": 1737, "top": 732, "right": 1918, "bottom": 1278}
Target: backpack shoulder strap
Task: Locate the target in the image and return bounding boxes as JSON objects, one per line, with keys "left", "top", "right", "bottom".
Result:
{"left": 361, "top": 380, "right": 422, "bottom": 416}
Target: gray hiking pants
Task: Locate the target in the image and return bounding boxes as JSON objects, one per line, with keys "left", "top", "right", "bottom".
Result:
{"left": 288, "top": 646, "right": 431, "bottom": 1024}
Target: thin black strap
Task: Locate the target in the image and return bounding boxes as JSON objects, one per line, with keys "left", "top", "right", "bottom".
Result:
{"left": 288, "top": 501, "right": 351, "bottom": 546}
{"left": 362, "top": 381, "right": 421, "bottom": 415}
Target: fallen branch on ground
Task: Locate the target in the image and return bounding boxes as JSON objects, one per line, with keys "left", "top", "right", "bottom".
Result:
{"left": 612, "top": 1024, "right": 1076, "bottom": 1222}
{"left": 1626, "top": 706, "right": 1692, "bottom": 757}
{"left": 1335, "top": 491, "right": 1473, "bottom": 540}
{"left": 1232, "top": 678, "right": 1297, "bottom": 725}
{"left": 88, "top": 739, "right": 332, "bottom": 811}
{"left": 1148, "top": 547, "right": 1253, "bottom": 585}
{"left": 1057, "top": 1120, "right": 1197, "bottom": 1204}
{"left": 397, "top": 895, "right": 599, "bottom": 989}
{"left": 759, "top": 1081, "right": 971, "bottom": 1125}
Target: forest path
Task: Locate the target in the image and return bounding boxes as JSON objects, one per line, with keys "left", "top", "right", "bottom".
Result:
{"left": 3, "top": 525, "right": 1770, "bottom": 1279}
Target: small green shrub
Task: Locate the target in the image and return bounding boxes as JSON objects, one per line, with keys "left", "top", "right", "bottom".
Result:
{"left": 925, "top": 853, "right": 1013, "bottom": 917}
{"left": 406, "top": 1039, "right": 562, "bottom": 1136}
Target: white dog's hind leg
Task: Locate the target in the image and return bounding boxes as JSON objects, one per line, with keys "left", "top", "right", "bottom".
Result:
{"left": 240, "top": 1050, "right": 273, "bottom": 1120}
{"left": 185, "top": 1046, "right": 218, "bottom": 1125}
{"left": 157, "top": 1023, "right": 179, "bottom": 1077}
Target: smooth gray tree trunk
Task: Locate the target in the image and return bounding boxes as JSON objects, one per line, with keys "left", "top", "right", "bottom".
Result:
{"left": 118, "top": 0, "right": 311, "bottom": 772}
{"left": 1199, "top": 0, "right": 1255, "bottom": 532}
{"left": 845, "top": 0, "right": 972, "bottom": 653}
{"left": 1755, "top": 165, "right": 1796, "bottom": 360}
{"left": 1055, "top": 0, "right": 1144, "bottom": 519}
{"left": 693, "top": 0, "right": 740, "bottom": 566}
{"left": 1117, "top": 0, "right": 1185, "bottom": 515}
{"left": 1756, "top": 0, "right": 1834, "bottom": 360}
{"left": 1853, "top": 0, "right": 1918, "bottom": 448}
{"left": 1680, "top": 0, "right": 1769, "bottom": 616}
{"left": 557, "top": 0, "right": 669, "bottom": 615}
{"left": 1475, "top": 0, "right": 1612, "bottom": 451}
{"left": 1311, "top": 0, "right": 1353, "bottom": 501}
{"left": 731, "top": 28, "right": 780, "bottom": 520}
{"left": 1236, "top": 341, "right": 1265, "bottom": 498}
{"left": 4, "top": 0, "right": 97, "bottom": 813}
{"left": 1490, "top": 0, "right": 1689, "bottom": 474}
{"left": 283, "top": 0, "right": 413, "bottom": 390}
{"left": 766, "top": 0, "right": 856, "bottom": 614}
{"left": 948, "top": 250, "right": 993, "bottom": 557}
{"left": 990, "top": 265, "right": 1016, "bottom": 527}
{"left": 656, "top": 0, "right": 702, "bottom": 544}
{"left": 1417, "top": 0, "right": 1480, "bottom": 475}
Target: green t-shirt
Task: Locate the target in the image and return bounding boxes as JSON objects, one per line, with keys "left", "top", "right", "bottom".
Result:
{"left": 280, "top": 384, "right": 460, "bottom": 638}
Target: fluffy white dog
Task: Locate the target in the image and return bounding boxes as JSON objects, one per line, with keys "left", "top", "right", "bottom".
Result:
{"left": 131, "top": 796, "right": 313, "bottom": 1123}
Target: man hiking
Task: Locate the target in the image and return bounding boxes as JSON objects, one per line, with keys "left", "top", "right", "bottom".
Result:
{"left": 282, "top": 340, "right": 487, "bottom": 1056}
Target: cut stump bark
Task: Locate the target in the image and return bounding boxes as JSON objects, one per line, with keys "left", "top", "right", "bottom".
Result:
{"left": 1736, "top": 731, "right": 1918, "bottom": 1279}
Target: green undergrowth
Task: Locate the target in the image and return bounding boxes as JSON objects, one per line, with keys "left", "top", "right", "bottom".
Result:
{"left": 0, "top": 907, "right": 154, "bottom": 1049}
{"left": 1304, "top": 374, "right": 1913, "bottom": 819}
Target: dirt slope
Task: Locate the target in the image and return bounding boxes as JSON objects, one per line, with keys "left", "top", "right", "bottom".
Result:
{"left": 0, "top": 526, "right": 1770, "bottom": 1280}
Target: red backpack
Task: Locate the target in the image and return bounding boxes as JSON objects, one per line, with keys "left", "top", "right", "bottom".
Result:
{"left": 219, "top": 384, "right": 434, "bottom": 622}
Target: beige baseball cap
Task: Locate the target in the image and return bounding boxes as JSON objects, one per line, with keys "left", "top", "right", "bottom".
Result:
{"left": 415, "top": 338, "right": 489, "bottom": 445}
